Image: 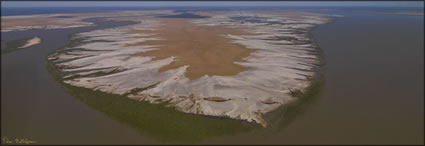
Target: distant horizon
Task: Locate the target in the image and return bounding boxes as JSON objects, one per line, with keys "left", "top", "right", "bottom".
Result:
{"left": 2, "top": 1, "right": 424, "bottom": 8}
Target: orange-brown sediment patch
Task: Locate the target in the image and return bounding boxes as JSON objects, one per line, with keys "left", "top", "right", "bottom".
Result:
{"left": 127, "top": 18, "right": 257, "bottom": 80}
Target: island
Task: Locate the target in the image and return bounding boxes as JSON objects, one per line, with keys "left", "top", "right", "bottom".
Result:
{"left": 42, "top": 10, "right": 334, "bottom": 127}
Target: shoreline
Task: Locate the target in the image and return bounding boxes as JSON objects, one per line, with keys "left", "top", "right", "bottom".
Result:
{"left": 261, "top": 14, "right": 337, "bottom": 126}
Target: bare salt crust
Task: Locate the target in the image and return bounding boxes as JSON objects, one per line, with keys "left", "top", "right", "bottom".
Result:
{"left": 19, "top": 37, "right": 41, "bottom": 48}
{"left": 48, "top": 11, "right": 336, "bottom": 127}
{"left": 1, "top": 10, "right": 176, "bottom": 32}
{"left": 1, "top": 14, "right": 94, "bottom": 32}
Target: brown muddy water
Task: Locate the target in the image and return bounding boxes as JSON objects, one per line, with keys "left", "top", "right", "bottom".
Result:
{"left": 1, "top": 11, "right": 424, "bottom": 144}
{"left": 203, "top": 11, "right": 424, "bottom": 144}
{"left": 1, "top": 18, "right": 156, "bottom": 144}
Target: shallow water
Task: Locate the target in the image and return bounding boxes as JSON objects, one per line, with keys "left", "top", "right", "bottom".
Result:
{"left": 305, "top": 12, "right": 423, "bottom": 144}
{"left": 1, "top": 10, "right": 424, "bottom": 144}
{"left": 1, "top": 18, "right": 157, "bottom": 144}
